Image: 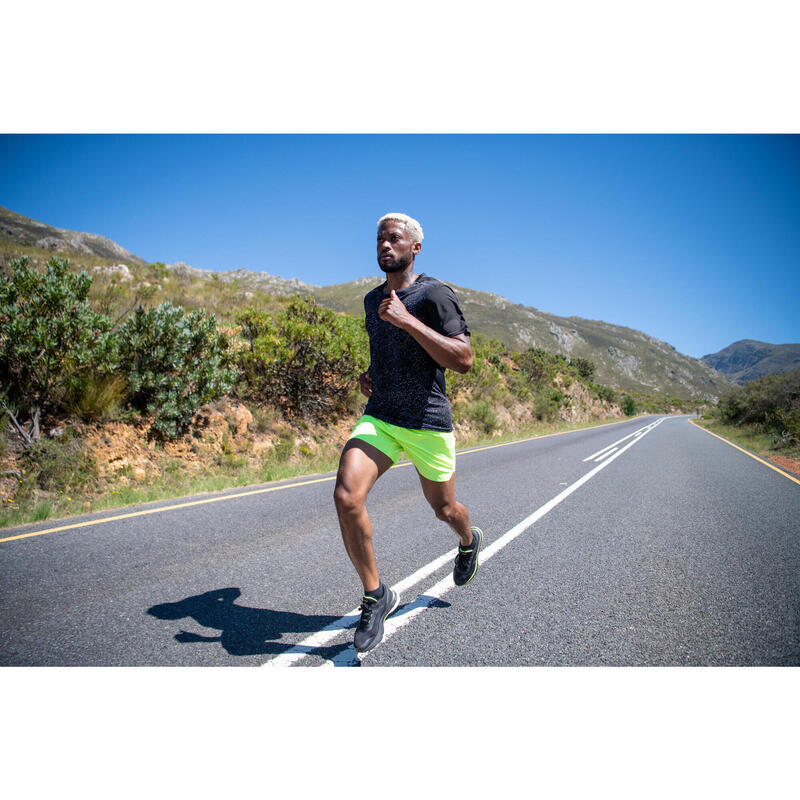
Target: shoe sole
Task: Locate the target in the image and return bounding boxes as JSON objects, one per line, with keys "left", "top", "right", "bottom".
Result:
{"left": 457, "top": 527, "right": 483, "bottom": 586}
{"left": 354, "top": 589, "right": 400, "bottom": 653}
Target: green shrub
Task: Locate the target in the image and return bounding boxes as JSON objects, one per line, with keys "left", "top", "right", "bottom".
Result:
{"left": 533, "top": 388, "right": 561, "bottom": 421}
{"left": 21, "top": 430, "right": 98, "bottom": 495}
{"left": 570, "top": 357, "right": 596, "bottom": 382}
{"left": 467, "top": 400, "right": 499, "bottom": 434}
{"left": 0, "top": 256, "right": 116, "bottom": 435}
{"left": 118, "top": 301, "right": 238, "bottom": 438}
{"left": 621, "top": 395, "right": 637, "bottom": 416}
{"left": 593, "top": 383, "right": 618, "bottom": 404}
{"left": 273, "top": 429, "right": 296, "bottom": 461}
{"left": 517, "top": 347, "right": 551, "bottom": 388}
{"left": 718, "top": 370, "right": 800, "bottom": 446}
{"left": 236, "top": 296, "right": 368, "bottom": 421}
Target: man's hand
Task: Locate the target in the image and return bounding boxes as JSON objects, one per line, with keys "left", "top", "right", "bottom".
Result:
{"left": 378, "top": 289, "right": 473, "bottom": 374}
{"left": 378, "top": 290, "right": 413, "bottom": 329}
{"left": 359, "top": 371, "right": 372, "bottom": 398}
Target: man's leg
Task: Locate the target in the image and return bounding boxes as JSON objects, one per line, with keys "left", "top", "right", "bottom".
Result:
{"left": 333, "top": 438, "right": 394, "bottom": 592}
{"left": 417, "top": 472, "right": 473, "bottom": 547}
{"left": 419, "top": 471, "right": 483, "bottom": 586}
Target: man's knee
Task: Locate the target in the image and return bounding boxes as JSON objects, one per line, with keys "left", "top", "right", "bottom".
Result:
{"left": 430, "top": 498, "right": 457, "bottom": 524}
{"left": 334, "top": 483, "right": 366, "bottom": 517}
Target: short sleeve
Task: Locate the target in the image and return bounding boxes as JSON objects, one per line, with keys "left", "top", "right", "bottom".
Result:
{"left": 425, "top": 282, "right": 470, "bottom": 338}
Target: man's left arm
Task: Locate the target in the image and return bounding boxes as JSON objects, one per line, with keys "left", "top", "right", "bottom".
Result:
{"left": 378, "top": 289, "right": 473, "bottom": 373}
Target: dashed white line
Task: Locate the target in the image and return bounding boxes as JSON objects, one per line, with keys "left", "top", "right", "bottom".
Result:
{"left": 582, "top": 418, "right": 664, "bottom": 462}
{"left": 594, "top": 447, "right": 619, "bottom": 462}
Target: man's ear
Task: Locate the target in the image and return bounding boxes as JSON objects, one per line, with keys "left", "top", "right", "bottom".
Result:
{"left": 413, "top": 241, "right": 422, "bottom": 255}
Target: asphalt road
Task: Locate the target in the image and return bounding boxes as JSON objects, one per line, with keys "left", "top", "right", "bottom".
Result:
{"left": 1, "top": 415, "right": 798, "bottom": 666}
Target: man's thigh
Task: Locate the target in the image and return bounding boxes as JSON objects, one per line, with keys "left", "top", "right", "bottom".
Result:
{"left": 336, "top": 438, "right": 395, "bottom": 499}
{"left": 417, "top": 471, "right": 457, "bottom": 510}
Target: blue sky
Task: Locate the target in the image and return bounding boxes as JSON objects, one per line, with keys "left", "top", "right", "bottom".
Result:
{"left": 1, "top": 134, "right": 798, "bottom": 358}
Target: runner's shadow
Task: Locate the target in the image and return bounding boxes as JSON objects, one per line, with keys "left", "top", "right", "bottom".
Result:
{"left": 147, "top": 587, "right": 351, "bottom": 660}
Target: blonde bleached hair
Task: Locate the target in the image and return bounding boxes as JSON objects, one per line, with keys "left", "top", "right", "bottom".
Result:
{"left": 377, "top": 212, "right": 424, "bottom": 243}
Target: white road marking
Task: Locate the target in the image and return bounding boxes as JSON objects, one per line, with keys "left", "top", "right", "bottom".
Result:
{"left": 582, "top": 418, "right": 664, "bottom": 462}
{"left": 594, "top": 447, "right": 619, "bottom": 462}
{"left": 264, "top": 548, "right": 459, "bottom": 667}
{"left": 264, "top": 416, "right": 668, "bottom": 667}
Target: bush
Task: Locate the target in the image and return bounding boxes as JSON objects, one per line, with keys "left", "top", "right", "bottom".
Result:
{"left": 0, "top": 256, "right": 116, "bottom": 437}
{"left": 593, "top": 383, "right": 618, "bottom": 404}
{"left": 718, "top": 370, "right": 800, "bottom": 446}
{"left": 236, "top": 296, "right": 368, "bottom": 421}
{"left": 467, "top": 400, "right": 498, "bottom": 434}
{"left": 517, "top": 347, "right": 551, "bottom": 388}
{"left": 621, "top": 395, "right": 637, "bottom": 416}
{"left": 118, "top": 302, "right": 238, "bottom": 438}
{"left": 20, "top": 430, "right": 98, "bottom": 495}
{"left": 570, "top": 357, "right": 596, "bottom": 382}
{"left": 533, "top": 388, "right": 562, "bottom": 421}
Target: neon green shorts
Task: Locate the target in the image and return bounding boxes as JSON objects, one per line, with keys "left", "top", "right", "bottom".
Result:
{"left": 348, "top": 414, "right": 456, "bottom": 482}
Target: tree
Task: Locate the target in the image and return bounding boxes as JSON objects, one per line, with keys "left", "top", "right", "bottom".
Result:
{"left": 0, "top": 257, "right": 115, "bottom": 444}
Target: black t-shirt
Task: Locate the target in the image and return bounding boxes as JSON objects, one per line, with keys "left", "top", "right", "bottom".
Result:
{"left": 363, "top": 273, "right": 470, "bottom": 432}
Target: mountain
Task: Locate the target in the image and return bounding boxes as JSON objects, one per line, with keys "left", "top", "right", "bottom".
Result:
{"left": 0, "top": 206, "right": 732, "bottom": 401}
{"left": 164, "top": 260, "right": 315, "bottom": 295}
{"left": 701, "top": 340, "right": 800, "bottom": 384}
{"left": 0, "top": 205, "right": 146, "bottom": 265}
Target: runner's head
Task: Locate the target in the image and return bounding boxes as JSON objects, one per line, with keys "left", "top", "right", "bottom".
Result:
{"left": 376, "top": 213, "right": 423, "bottom": 273}
{"left": 377, "top": 213, "right": 424, "bottom": 244}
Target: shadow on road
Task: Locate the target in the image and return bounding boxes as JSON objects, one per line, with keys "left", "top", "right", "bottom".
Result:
{"left": 147, "top": 587, "right": 352, "bottom": 661}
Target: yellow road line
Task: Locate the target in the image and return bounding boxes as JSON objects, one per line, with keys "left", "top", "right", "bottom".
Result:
{"left": 0, "top": 415, "right": 645, "bottom": 545}
{"left": 689, "top": 419, "right": 800, "bottom": 487}
{"left": 0, "top": 475, "right": 337, "bottom": 544}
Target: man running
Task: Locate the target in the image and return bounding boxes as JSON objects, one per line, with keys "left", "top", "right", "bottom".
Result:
{"left": 333, "top": 212, "right": 483, "bottom": 653}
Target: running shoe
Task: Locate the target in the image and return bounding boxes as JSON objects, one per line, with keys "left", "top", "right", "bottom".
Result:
{"left": 353, "top": 585, "right": 399, "bottom": 653}
{"left": 453, "top": 527, "right": 483, "bottom": 586}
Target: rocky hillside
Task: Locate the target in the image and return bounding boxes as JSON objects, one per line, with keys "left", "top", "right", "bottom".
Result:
{"left": 701, "top": 340, "right": 800, "bottom": 385}
{"left": 0, "top": 205, "right": 146, "bottom": 265}
{"left": 0, "top": 205, "right": 731, "bottom": 401}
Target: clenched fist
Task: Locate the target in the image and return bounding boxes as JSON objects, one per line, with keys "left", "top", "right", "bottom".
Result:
{"left": 378, "top": 290, "right": 412, "bottom": 329}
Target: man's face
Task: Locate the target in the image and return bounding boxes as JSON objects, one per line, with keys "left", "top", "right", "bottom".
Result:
{"left": 377, "top": 221, "right": 421, "bottom": 273}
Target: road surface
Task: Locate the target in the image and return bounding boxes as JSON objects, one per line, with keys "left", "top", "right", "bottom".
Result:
{"left": 1, "top": 415, "right": 798, "bottom": 666}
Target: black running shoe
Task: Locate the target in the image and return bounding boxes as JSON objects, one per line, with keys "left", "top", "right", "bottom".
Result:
{"left": 453, "top": 527, "right": 483, "bottom": 586}
{"left": 353, "top": 585, "right": 399, "bottom": 653}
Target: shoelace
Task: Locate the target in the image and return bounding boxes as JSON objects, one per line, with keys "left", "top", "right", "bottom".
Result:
{"left": 358, "top": 599, "right": 374, "bottom": 628}
{"left": 455, "top": 548, "right": 473, "bottom": 569}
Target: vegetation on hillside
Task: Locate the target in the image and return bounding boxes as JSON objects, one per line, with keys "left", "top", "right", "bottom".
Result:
{"left": 1, "top": 255, "right": 677, "bottom": 527}
{"left": 704, "top": 370, "right": 800, "bottom": 456}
